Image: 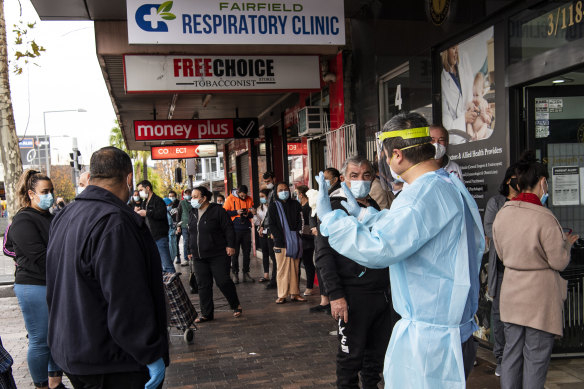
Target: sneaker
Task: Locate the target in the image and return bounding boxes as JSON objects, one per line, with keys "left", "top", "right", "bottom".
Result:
{"left": 232, "top": 273, "right": 240, "bottom": 284}
{"left": 242, "top": 272, "right": 255, "bottom": 283}
{"left": 309, "top": 303, "right": 330, "bottom": 313}
{"left": 495, "top": 364, "right": 501, "bottom": 377}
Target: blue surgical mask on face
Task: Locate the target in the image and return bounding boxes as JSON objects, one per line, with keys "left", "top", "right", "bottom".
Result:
{"left": 133, "top": 196, "right": 140, "bottom": 202}
{"left": 325, "top": 179, "right": 331, "bottom": 189}
{"left": 278, "top": 191, "right": 290, "bottom": 201}
{"left": 36, "top": 193, "right": 54, "bottom": 210}
{"left": 260, "top": 197, "right": 267, "bottom": 204}
{"left": 184, "top": 195, "right": 191, "bottom": 201}
{"left": 191, "top": 198, "right": 201, "bottom": 209}
{"left": 349, "top": 180, "right": 371, "bottom": 199}
{"left": 541, "top": 180, "right": 549, "bottom": 205}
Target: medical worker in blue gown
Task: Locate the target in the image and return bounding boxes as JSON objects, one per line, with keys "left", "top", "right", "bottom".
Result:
{"left": 316, "top": 112, "right": 484, "bottom": 389}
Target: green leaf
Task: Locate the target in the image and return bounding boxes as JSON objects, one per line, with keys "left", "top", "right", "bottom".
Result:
{"left": 158, "top": 1, "right": 173, "bottom": 14}
{"left": 161, "top": 13, "right": 176, "bottom": 20}
{"left": 31, "top": 42, "right": 40, "bottom": 56}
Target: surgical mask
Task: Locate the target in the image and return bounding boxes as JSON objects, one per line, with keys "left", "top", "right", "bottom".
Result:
{"left": 348, "top": 180, "right": 371, "bottom": 199}
{"left": 433, "top": 143, "right": 446, "bottom": 159}
{"left": 217, "top": 201, "right": 224, "bottom": 205}
{"left": 266, "top": 183, "right": 274, "bottom": 190}
{"left": 325, "top": 179, "right": 331, "bottom": 189}
{"left": 540, "top": 180, "right": 549, "bottom": 205}
{"left": 77, "top": 186, "right": 85, "bottom": 195}
{"left": 260, "top": 197, "right": 267, "bottom": 204}
{"left": 169, "top": 197, "right": 176, "bottom": 202}
{"left": 184, "top": 195, "right": 192, "bottom": 201}
{"left": 278, "top": 191, "right": 290, "bottom": 201}
{"left": 36, "top": 193, "right": 54, "bottom": 210}
{"left": 139, "top": 190, "right": 147, "bottom": 199}
{"left": 191, "top": 198, "right": 202, "bottom": 209}
{"left": 133, "top": 196, "right": 140, "bottom": 202}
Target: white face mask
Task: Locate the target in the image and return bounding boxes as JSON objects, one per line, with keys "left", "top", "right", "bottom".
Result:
{"left": 139, "top": 190, "right": 147, "bottom": 199}
{"left": 77, "top": 186, "right": 85, "bottom": 195}
{"left": 266, "top": 183, "right": 274, "bottom": 190}
{"left": 133, "top": 196, "right": 140, "bottom": 202}
{"left": 433, "top": 143, "right": 447, "bottom": 160}
{"left": 191, "top": 198, "right": 202, "bottom": 209}
{"left": 348, "top": 180, "right": 371, "bottom": 199}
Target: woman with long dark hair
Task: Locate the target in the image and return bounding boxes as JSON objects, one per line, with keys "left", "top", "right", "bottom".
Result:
{"left": 268, "top": 182, "right": 306, "bottom": 304}
{"left": 493, "top": 151, "right": 579, "bottom": 388}
{"left": 187, "top": 186, "right": 242, "bottom": 321}
{"left": 4, "top": 170, "right": 64, "bottom": 389}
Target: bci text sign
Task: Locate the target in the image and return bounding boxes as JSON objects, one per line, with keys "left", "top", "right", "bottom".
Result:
{"left": 127, "top": 0, "right": 345, "bottom": 45}
{"left": 124, "top": 55, "right": 320, "bottom": 93}
{"left": 151, "top": 144, "right": 218, "bottom": 160}
{"left": 134, "top": 118, "right": 259, "bottom": 141}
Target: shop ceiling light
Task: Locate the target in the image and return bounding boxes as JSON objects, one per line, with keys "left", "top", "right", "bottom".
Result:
{"left": 552, "top": 77, "right": 573, "bottom": 84}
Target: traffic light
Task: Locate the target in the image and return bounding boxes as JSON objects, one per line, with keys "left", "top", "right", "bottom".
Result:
{"left": 69, "top": 150, "right": 82, "bottom": 171}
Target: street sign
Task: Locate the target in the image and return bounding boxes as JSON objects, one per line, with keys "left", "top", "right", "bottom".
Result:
{"left": 287, "top": 142, "right": 308, "bottom": 155}
{"left": 134, "top": 118, "right": 259, "bottom": 141}
{"left": 151, "top": 144, "right": 218, "bottom": 160}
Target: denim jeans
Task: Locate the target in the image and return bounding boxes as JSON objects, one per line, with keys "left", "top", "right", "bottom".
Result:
{"left": 13, "top": 284, "right": 61, "bottom": 386}
{"left": 155, "top": 237, "right": 176, "bottom": 273}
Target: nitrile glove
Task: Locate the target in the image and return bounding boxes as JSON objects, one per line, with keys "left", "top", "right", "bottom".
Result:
{"left": 315, "top": 171, "right": 332, "bottom": 219}
{"left": 145, "top": 357, "right": 165, "bottom": 389}
{"left": 340, "top": 182, "right": 362, "bottom": 218}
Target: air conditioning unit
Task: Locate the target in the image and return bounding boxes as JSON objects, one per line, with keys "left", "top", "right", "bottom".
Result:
{"left": 298, "top": 106, "right": 325, "bottom": 137}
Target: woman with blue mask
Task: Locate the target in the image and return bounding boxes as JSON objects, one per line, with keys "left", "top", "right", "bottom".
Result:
{"left": 267, "top": 182, "right": 306, "bottom": 304}
{"left": 187, "top": 186, "right": 242, "bottom": 322}
{"left": 493, "top": 151, "right": 580, "bottom": 389}
{"left": 253, "top": 189, "right": 275, "bottom": 283}
{"left": 3, "top": 170, "right": 65, "bottom": 389}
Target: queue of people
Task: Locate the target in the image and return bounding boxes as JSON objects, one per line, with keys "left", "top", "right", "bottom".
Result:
{"left": 2, "top": 122, "right": 580, "bottom": 389}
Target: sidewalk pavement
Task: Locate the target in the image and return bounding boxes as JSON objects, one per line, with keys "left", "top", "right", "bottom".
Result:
{"left": 0, "top": 254, "right": 582, "bottom": 388}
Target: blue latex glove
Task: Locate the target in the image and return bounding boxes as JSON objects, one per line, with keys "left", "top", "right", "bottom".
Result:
{"left": 340, "top": 182, "right": 361, "bottom": 218}
{"left": 315, "top": 171, "right": 332, "bottom": 219}
{"left": 145, "top": 358, "right": 165, "bottom": 389}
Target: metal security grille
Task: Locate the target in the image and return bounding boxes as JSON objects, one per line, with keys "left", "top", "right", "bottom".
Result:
{"left": 325, "top": 124, "right": 357, "bottom": 170}
{"left": 555, "top": 265, "right": 584, "bottom": 356}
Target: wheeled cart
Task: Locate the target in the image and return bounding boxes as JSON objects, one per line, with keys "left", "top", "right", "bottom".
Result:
{"left": 163, "top": 272, "right": 198, "bottom": 343}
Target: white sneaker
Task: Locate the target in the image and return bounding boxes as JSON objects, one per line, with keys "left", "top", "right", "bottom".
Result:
{"left": 495, "top": 364, "right": 501, "bottom": 377}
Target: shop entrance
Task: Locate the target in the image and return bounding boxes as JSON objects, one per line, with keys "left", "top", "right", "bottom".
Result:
{"left": 515, "top": 71, "right": 584, "bottom": 355}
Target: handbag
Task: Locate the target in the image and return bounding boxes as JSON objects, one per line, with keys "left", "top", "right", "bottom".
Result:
{"left": 274, "top": 201, "right": 302, "bottom": 259}
{"left": 189, "top": 272, "right": 198, "bottom": 294}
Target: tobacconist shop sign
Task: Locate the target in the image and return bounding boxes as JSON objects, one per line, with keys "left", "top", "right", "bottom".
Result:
{"left": 124, "top": 55, "right": 320, "bottom": 93}
{"left": 127, "top": 0, "right": 345, "bottom": 45}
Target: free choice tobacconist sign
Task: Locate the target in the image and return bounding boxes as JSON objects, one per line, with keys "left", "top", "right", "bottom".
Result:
{"left": 124, "top": 55, "right": 320, "bottom": 92}
{"left": 127, "top": 0, "right": 345, "bottom": 45}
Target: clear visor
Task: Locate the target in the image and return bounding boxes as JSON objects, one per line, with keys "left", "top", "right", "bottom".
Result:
{"left": 375, "top": 131, "right": 396, "bottom": 192}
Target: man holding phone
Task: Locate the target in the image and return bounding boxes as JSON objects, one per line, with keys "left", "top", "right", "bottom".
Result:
{"left": 224, "top": 185, "right": 255, "bottom": 283}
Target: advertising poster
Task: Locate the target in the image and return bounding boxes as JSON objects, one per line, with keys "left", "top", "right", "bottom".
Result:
{"left": 440, "top": 26, "right": 506, "bottom": 214}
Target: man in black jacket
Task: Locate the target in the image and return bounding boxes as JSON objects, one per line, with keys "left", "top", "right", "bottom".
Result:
{"left": 136, "top": 180, "right": 175, "bottom": 273}
{"left": 46, "top": 146, "right": 168, "bottom": 389}
{"left": 315, "top": 156, "right": 396, "bottom": 389}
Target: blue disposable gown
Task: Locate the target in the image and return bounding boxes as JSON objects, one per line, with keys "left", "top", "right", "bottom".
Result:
{"left": 319, "top": 170, "right": 484, "bottom": 388}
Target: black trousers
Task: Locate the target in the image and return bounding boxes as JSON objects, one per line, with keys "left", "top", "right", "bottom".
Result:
{"left": 462, "top": 335, "right": 479, "bottom": 380}
{"left": 194, "top": 254, "right": 240, "bottom": 318}
{"left": 67, "top": 371, "right": 161, "bottom": 389}
{"left": 231, "top": 229, "right": 251, "bottom": 274}
{"left": 299, "top": 247, "right": 315, "bottom": 289}
{"left": 316, "top": 265, "right": 327, "bottom": 296}
{"left": 336, "top": 289, "right": 395, "bottom": 389}
{"left": 258, "top": 234, "right": 276, "bottom": 275}
{"left": 491, "top": 270, "right": 505, "bottom": 365}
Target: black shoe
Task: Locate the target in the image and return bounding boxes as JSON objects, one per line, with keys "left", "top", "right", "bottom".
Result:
{"left": 242, "top": 272, "right": 255, "bottom": 283}
{"left": 265, "top": 283, "right": 276, "bottom": 290}
{"left": 232, "top": 273, "right": 240, "bottom": 284}
{"left": 309, "top": 304, "right": 331, "bottom": 313}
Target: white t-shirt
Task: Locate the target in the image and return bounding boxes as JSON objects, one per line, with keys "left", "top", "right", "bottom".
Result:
{"left": 443, "top": 158, "right": 464, "bottom": 183}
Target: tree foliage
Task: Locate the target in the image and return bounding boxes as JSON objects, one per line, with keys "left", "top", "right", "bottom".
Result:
{"left": 109, "top": 120, "right": 150, "bottom": 181}
{"left": 50, "top": 165, "right": 75, "bottom": 203}
{"left": 11, "top": 21, "right": 45, "bottom": 75}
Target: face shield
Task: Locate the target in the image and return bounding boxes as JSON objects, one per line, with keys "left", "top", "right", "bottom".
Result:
{"left": 375, "top": 126, "right": 431, "bottom": 191}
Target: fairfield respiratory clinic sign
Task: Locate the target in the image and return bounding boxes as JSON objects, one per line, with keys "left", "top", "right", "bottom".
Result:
{"left": 127, "top": 0, "right": 345, "bottom": 45}
{"left": 124, "top": 55, "right": 320, "bottom": 92}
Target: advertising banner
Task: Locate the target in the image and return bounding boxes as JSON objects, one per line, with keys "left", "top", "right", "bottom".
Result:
{"left": 134, "top": 118, "right": 259, "bottom": 141}
{"left": 439, "top": 26, "right": 506, "bottom": 213}
{"left": 18, "top": 136, "right": 51, "bottom": 169}
{"left": 151, "top": 144, "right": 218, "bottom": 160}
{"left": 124, "top": 55, "right": 320, "bottom": 93}
{"left": 127, "top": 0, "right": 345, "bottom": 45}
